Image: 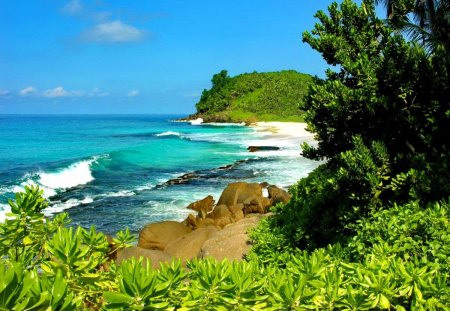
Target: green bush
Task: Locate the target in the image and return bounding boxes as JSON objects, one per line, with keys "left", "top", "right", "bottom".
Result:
{"left": 1, "top": 186, "right": 449, "bottom": 310}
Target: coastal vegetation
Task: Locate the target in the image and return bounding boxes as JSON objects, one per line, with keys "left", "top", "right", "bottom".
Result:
{"left": 1, "top": 0, "right": 449, "bottom": 310}
{"left": 192, "top": 70, "right": 313, "bottom": 123}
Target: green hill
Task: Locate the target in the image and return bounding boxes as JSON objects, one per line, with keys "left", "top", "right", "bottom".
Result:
{"left": 192, "top": 70, "right": 313, "bottom": 123}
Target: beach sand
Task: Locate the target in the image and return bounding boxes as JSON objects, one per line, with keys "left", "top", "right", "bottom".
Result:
{"left": 251, "top": 121, "right": 314, "bottom": 144}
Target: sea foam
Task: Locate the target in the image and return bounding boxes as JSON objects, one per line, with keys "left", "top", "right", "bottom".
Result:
{"left": 44, "top": 196, "right": 94, "bottom": 216}
{"left": 38, "top": 158, "right": 96, "bottom": 190}
{"left": 155, "top": 131, "right": 181, "bottom": 137}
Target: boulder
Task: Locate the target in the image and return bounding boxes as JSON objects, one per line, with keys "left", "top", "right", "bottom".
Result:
{"left": 116, "top": 247, "right": 173, "bottom": 268}
{"left": 209, "top": 204, "right": 232, "bottom": 219}
{"left": 214, "top": 216, "right": 233, "bottom": 228}
{"left": 243, "top": 196, "right": 272, "bottom": 214}
{"left": 183, "top": 214, "right": 198, "bottom": 229}
{"left": 138, "top": 221, "right": 192, "bottom": 250}
{"left": 164, "top": 226, "right": 219, "bottom": 260}
{"left": 200, "top": 215, "right": 263, "bottom": 261}
{"left": 231, "top": 209, "right": 244, "bottom": 222}
{"left": 217, "top": 182, "right": 263, "bottom": 207}
{"left": 229, "top": 203, "right": 244, "bottom": 214}
{"left": 196, "top": 218, "right": 216, "bottom": 228}
{"left": 268, "top": 186, "right": 291, "bottom": 204}
{"left": 187, "top": 195, "right": 215, "bottom": 218}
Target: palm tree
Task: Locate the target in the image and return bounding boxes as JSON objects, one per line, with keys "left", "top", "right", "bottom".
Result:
{"left": 374, "top": 0, "right": 450, "bottom": 51}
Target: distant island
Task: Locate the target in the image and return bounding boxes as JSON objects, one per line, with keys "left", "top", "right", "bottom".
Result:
{"left": 186, "top": 70, "right": 313, "bottom": 123}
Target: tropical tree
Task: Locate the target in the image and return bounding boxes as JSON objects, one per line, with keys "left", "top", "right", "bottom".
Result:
{"left": 375, "top": 0, "right": 450, "bottom": 51}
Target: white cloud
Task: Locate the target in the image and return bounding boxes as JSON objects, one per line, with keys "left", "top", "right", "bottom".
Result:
{"left": 0, "top": 90, "right": 10, "bottom": 96}
{"left": 62, "top": 0, "right": 82, "bottom": 15}
{"left": 20, "top": 86, "right": 37, "bottom": 96}
{"left": 88, "top": 87, "right": 109, "bottom": 97}
{"left": 81, "top": 20, "right": 146, "bottom": 43}
{"left": 43, "top": 86, "right": 84, "bottom": 98}
{"left": 127, "top": 90, "right": 140, "bottom": 97}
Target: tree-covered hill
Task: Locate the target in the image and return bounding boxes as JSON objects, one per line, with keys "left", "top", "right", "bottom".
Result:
{"left": 192, "top": 70, "right": 313, "bottom": 122}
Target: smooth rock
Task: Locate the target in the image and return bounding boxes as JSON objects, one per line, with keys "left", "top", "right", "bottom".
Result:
{"left": 116, "top": 247, "right": 173, "bottom": 268}
{"left": 187, "top": 195, "right": 215, "bottom": 218}
{"left": 217, "top": 182, "right": 263, "bottom": 207}
{"left": 138, "top": 221, "right": 192, "bottom": 250}
{"left": 210, "top": 204, "right": 232, "bottom": 219}
{"left": 164, "top": 226, "right": 219, "bottom": 260}
{"left": 200, "top": 216, "right": 263, "bottom": 260}
{"left": 268, "top": 186, "right": 291, "bottom": 204}
{"left": 214, "top": 216, "right": 233, "bottom": 228}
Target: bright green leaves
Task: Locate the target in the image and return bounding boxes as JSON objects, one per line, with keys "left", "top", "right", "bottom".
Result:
{"left": 0, "top": 263, "right": 77, "bottom": 311}
{"left": 105, "top": 258, "right": 170, "bottom": 310}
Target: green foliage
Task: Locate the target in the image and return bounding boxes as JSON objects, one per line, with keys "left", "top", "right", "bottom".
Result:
{"left": 348, "top": 200, "right": 450, "bottom": 271}
{"left": 253, "top": 136, "right": 393, "bottom": 250}
{"left": 0, "top": 186, "right": 449, "bottom": 310}
{"left": 301, "top": 0, "right": 450, "bottom": 201}
{"left": 195, "top": 70, "right": 313, "bottom": 122}
{"left": 0, "top": 186, "right": 135, "bottom": 309}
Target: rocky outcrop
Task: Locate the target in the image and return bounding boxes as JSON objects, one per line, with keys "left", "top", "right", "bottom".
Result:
{"left": 117, "top": 182, "right": 289, "bottom": 267}
{"left": 164, "top": 226, "right": 219, "bottom": 260}
{"left": 268, "top": 185, "right": 291, "bottom": 204}
{"left": 200, "top": 214, "right": 267, "bottom": 260}
{"left": 138, "top": 221, "right": 192, "bottom": 250}
{"left": 187, "top": 195, "right": 215, "bottom": 219}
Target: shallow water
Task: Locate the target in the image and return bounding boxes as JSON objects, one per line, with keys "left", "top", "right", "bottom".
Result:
{"left": 0, "top": 115, "right": 319, "bottom": 234}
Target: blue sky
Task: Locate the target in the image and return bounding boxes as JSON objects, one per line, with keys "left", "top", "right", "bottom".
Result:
{"left": 0, "top": 0, "right": 358, "bottom": 114}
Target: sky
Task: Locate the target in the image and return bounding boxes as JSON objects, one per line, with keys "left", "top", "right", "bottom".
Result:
{"left": 0, "top": 0, "right": 358, "bottom": 114}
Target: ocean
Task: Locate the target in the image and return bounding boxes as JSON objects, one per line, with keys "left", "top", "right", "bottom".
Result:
{"left": 0, "top": 115, "right": 319, "bottom": 234}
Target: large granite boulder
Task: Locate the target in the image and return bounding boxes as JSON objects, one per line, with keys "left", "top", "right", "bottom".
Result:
{"left": 138, "top": 221, "right": 192, "bottom": 250}
{"left": 217, "top": 182, "right": 263, "bottom": 207}
{"left": 243, "top": 196, "right": 272, "bottom": 214}
{"left": 116, "top": 247, "right": 173, "bottom": 268}
{"left": 200, "top": 215, "right": 267, "bottom": 260}
{"left": 164, "top": 226, "right": 219, "bottom": 260}
{"left": 268, "top": 186, "right": 291, "bottom": 204}
{"left": 187, "top": 195, "right": 215, "bottom": 218}
{"left": 209, "top": 204, "right": 232, "bottom": 219}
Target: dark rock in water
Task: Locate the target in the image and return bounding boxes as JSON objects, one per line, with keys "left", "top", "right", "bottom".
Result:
{"left": 156, "top": 158, "right": 263, "bottom": 188}
{"left": 247, "top": 146, "right": 280, "bottom": 152}
{"left": 163, "top": 173, "right": 199, "bottom": 186}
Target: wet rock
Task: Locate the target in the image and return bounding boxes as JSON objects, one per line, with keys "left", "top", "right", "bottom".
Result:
{"left": 247, "top": 146, "right": 280, "bottom": 152}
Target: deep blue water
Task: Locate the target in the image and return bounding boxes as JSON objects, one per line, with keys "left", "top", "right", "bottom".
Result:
{"left": 0, "top": 115, "right": 318, "bottom": 234}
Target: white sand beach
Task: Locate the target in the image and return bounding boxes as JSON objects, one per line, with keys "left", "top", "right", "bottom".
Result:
{"left": 253, "top": 122, "right": 313, "bottom": 139}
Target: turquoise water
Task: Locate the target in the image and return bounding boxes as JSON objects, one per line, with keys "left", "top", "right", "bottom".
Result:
{"left": 0, "top": 115, "right": 318, "bottom": 234}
